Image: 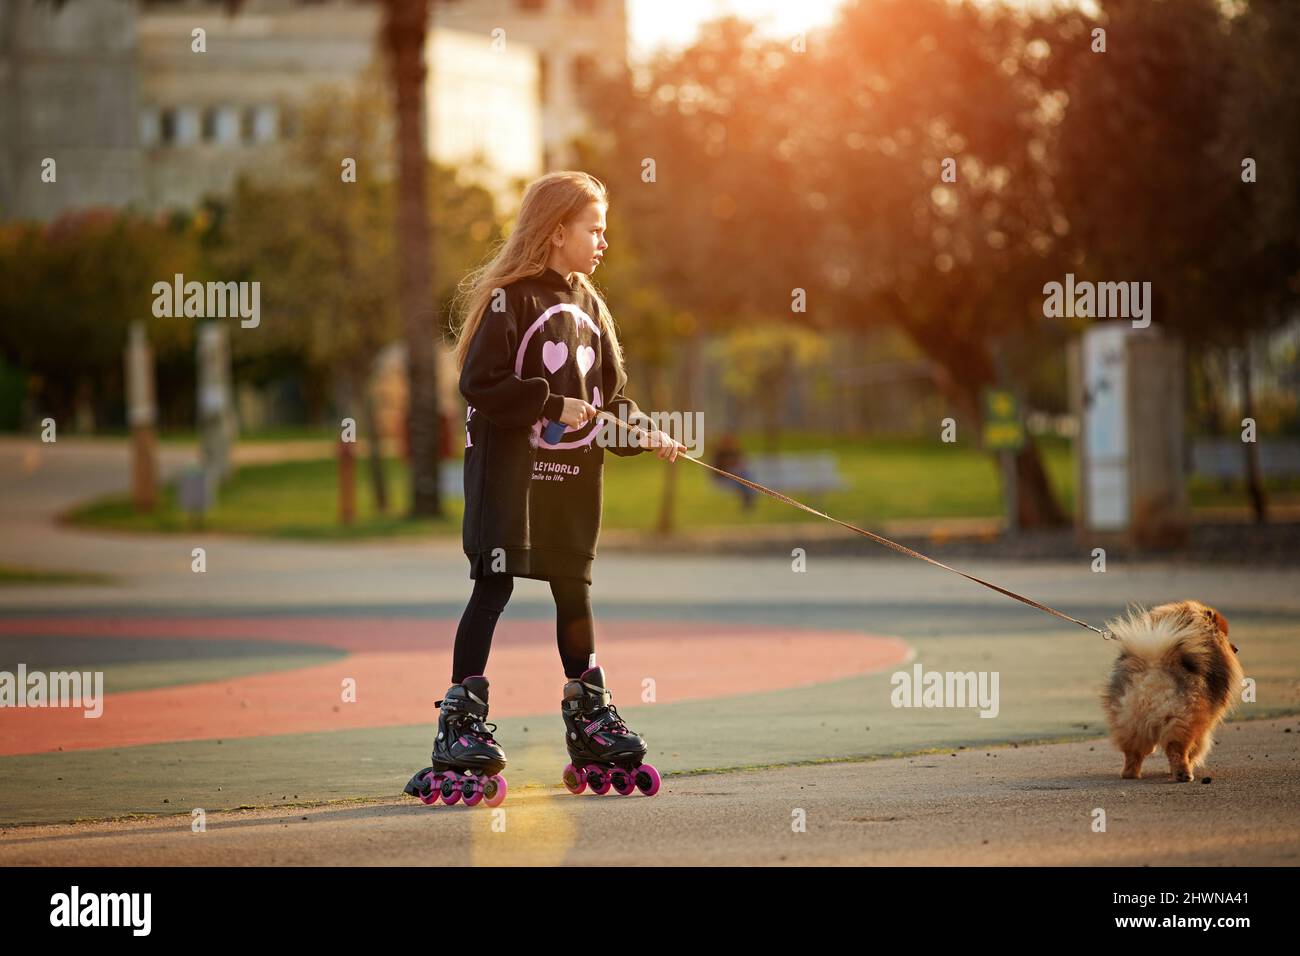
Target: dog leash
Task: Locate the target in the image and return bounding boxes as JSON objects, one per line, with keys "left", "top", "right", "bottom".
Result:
{"left": 593, "top": 409, "right": 1114, "bottom": 641}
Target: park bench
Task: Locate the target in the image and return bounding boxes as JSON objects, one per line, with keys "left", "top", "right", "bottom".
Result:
{"left": 1191, "top": 439, "right": 1300, "bottom": 483}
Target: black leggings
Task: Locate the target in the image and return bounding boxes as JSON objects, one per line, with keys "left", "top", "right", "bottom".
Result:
{"left": 450, "top": 575, "right": 595, "bottom": 684}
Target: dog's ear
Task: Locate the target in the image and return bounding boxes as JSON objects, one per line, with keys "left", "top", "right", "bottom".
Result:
{"left": 1204, "top": 607, "right": 1235, "bottom": 652}
{"left": 1204, "top": 607, "right": 1229, "bottom": 636}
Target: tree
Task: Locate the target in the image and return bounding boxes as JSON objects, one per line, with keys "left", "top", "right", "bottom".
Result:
{"left": 805, "top": 0, "right": 1079, "bottom": 527}
{"left": 380, "top": 0, "right": 445, "bottom": 517}
{"left": 40, "top": 0, "right": 455, "bottom": 518}
{"left": 1211, "top": 0, "right": 1300, "bottom": 521}
{"left": 207, "top": 73, "right": 498, "bottom": 512}
{"left": 585, "top": 4, "right": 1072, "bottom": 526}
{"left": 210, "top": 77, "right": 400, "bottom": 510}
{"left": 579, "top": 13, "right": 839, "bottom": 472}
{"left": 1046, "top": 0, "right": 1300, "bottom": 522}
{"left": 0, "top": 210, "right": 202, "bottom": 429}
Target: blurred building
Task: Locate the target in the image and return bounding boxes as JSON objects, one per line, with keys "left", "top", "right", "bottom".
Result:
{"left": 2, "top": 0, "right": 629, "bottom": 437}
{"left": 0, "top": 0, "right": 629, "bottom": 222}
{"left": 434, "top": 0, "right": 628, "bottom": 169}
{"left": 0, "top": 0, "right": 146, "bottom": 222}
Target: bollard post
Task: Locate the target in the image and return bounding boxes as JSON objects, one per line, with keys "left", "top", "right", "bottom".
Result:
{"left": 338, "top": 438, "right": 355, "bottom": 526}
{"left": 124, "top": 322, "right": 158, "bottom": 513}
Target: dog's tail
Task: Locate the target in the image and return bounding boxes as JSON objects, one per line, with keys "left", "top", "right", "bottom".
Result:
{"left": 1105, "top": 605, "right": 1189, "bottom": 665}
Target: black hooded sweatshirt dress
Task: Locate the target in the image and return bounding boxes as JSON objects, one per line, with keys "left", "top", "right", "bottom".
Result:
{"left": 459, "top": 266, "right": 646, "bottom": 585}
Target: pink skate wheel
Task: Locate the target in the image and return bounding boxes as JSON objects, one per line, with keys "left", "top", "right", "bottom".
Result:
{"left": 419, "top": 771, "right": 441, "bottom": 805}
{"left": 611, "top": 769, "right": 636, "bottom": 796}
{"left": 461, "top": 775, "right": 484, "bottom": 807}
{"left": 586, "top": 764, "right": 612, "bottom": 795}
{"left": 484, "top": 775, "right": 508, "bottom": 807}
{"left": 634, "top": 764, "right": 661, "bottom": 796}
{"left": 562, "top": 764, "right": 586, "bottom": 795}
{"left": 440, "top": 770, "right": 462, "bottom": 805}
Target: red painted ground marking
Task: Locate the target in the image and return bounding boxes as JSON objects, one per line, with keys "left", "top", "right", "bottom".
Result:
{"left": 0, "top": 617, "right": 911, "bottom": 756}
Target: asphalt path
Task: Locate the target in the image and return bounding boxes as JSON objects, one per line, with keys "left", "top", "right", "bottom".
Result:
{"left": 2, "top": 716, "right": 1295, "bottom": 866}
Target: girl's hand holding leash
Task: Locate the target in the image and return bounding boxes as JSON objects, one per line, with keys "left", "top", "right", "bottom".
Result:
{"left": 590, "top": 408, "right": 685, "bottom": 461}
{"left": 559, "top": 397, "right": 599, "bottom": 428}
{"left": 640, "top": 428, "right": 685, "bottom": 462}
{"left": 558, "top": 396, "right": 681, "bottom": 459}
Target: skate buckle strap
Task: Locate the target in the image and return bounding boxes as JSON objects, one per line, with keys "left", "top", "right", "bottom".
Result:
{"left": 442, "top": 695, "right": 489, "bottom": 720}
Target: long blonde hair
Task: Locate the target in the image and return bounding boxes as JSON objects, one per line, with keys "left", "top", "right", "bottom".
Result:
{"left": 451, "top": 170, "right": 625, "bottom": 375}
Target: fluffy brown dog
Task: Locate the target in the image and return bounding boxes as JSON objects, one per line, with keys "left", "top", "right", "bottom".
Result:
{"left": 1101, "top": 600, "right": 1242, "bottom": 782}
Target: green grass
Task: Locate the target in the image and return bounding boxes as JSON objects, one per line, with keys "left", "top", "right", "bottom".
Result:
{"left": 606, "top": 434, "right": 1076, "bottom": 531}
{"left": 1188, "top": 474, "right": 1300, "bottom": 509}
{"left": 62, "top": 433, "right": 1298, "bottom": 540}
{"left": 0, "top": 563, "right": 115, "bottom": 586}
{"left": 67, "top": 457, "right": 448, "bottom": 540}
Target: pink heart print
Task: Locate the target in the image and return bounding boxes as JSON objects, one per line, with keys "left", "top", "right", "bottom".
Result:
{"left": 576, "top": 345, "right": 596, "bottom": 377}
{"left": 542, "top": 340, "right": 568, "bottom": 374}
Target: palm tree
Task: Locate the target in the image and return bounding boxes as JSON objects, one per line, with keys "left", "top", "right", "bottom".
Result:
{"left": 380, "top": 0, "right": 442, "bottom": 518}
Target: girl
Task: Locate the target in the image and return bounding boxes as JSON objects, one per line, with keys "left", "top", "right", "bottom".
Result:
{"left": 406, "top": 171, "right": 683, "bottom": 806}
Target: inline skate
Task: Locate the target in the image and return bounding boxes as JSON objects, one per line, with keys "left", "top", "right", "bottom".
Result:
{"left": 404, "top": 675, "right": 508, "bottom": 807}
{"left": 560, "top": 665, "right": 661, "bottom": 797}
